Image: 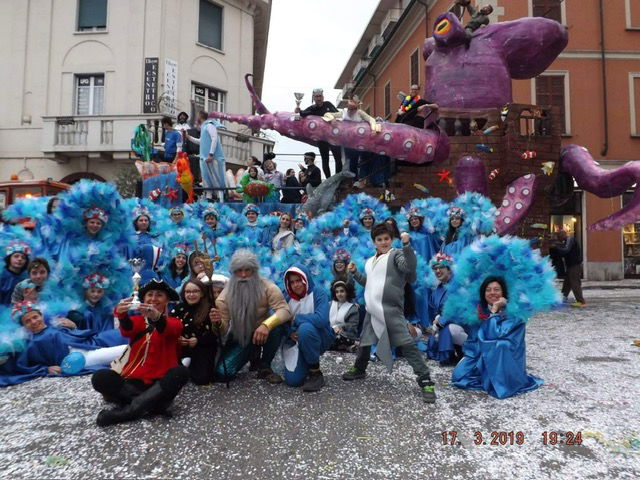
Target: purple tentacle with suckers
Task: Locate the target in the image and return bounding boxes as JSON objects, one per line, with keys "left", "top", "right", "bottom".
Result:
{"left": 494, "top": 174, "right": 538, "bottom": 235}
{"left": 209, "top": 111, "right": 450, "bottom": 165}
{"left": 561, "top": 144, "right": 640, "bottom": 231}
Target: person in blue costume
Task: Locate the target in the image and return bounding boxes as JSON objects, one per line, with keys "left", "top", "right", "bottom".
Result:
{"left": 451, "top": 276, "right": 543, "bottom": 399}
{"left": 190, "top": 110, "right": 226, "bottom": 202}
{"left": 161, "top": 245, "right": 190, "bottom": 291}
{"left": 344, "top": 208, "right": 376, "bottom": 237}
{"left": 240, "top": 204, "right": 265, "bottom": 245}
{"left": 0, "top": 302, "right": 124, "bottom": 387}
{"left": 425, "top": 253, "right": 466, "bottom": 365}
{"left": 1, "top": 242, "right": 30, "bottom": 307}
{"left": 293, "top": 212, "right": 308, "bottom": 235}
{"left": 127, "top": 207, "right": 159, "bottom": 268}
{"left": 64, "top": 273, "right": 126, "bottom": 347}
{"left": 441, "top": 206, "right": 475, "bottom": 258}
{"left": 52, "top": 206, "right": 108, "bottom": 264}
{"left": 199, "top": 205, "right": 221, "bottom": 253}
{"left": 332, "top": 249, "right": 354, "bottom": 286}
{"left": 407, "top": 208, "right": 442, "bottom": 265}
{"left": 169, "top": 206, "right": 185, "bottom": 224}
{"left": 282, "top": 265, "right": 333, "bottom": 391}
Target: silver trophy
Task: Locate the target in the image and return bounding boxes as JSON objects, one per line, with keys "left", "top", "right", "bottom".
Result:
{"left": 129, "top": 258, "right": 146, "bottom": 310}
{"left": 293, "top": 92, "right": 304, "bottom": 121}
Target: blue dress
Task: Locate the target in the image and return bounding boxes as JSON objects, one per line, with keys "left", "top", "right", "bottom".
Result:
{"left": 451, "top": 311, "right": 543, "bottom": 399}
{"left": 0, "top": 267, "right": 27, "bottom": 306}
{"left": 426, "top": 282, "right": 457, "bottom": 364}
{"left": 0, "top": 327, "right": 118, "bottom": 387}
{"left": 442, "top": 231, "right": 475, "bottom": 259}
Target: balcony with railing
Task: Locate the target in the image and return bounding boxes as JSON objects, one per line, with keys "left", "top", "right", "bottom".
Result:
{"left": 41, "top": 115, "right": 273, "bottom": 165}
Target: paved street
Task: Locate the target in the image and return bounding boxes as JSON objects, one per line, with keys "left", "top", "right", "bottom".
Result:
{"left": 1, "top": 288, "right": 639, "bottom": 480}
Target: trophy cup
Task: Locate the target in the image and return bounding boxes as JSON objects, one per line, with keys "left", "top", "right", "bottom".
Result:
{"left": 129, "top": 258, "right": 146, "bottom": 310}
{"left": 293, "top": 92, "right": 304, "bottom": 121}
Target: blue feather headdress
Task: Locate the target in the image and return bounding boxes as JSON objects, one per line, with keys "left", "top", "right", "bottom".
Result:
{"left": 442, "top": 235, "right": 561, "bottom": 326}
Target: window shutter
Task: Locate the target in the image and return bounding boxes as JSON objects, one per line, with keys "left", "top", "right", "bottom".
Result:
{"left": 78, "top": 0, "right": 107, "bottom": 29}
{"left": 198, "top": 0, "right": 223, "bottom": 50}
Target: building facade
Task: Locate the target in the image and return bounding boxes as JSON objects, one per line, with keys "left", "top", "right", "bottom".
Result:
{"left": 335, "top": 0, "right": 640, "bottom": 280}
{"left": 0, "top": 0, "right": 272, "bottom": 185}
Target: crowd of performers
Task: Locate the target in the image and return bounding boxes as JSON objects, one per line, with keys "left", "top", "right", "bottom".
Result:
{"left": 0, "top": 180, "right": 559, "bottom": 426}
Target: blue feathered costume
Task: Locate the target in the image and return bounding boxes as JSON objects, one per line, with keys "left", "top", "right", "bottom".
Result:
{"left": 442, "top": 235, "right": 560, "bottom": 399}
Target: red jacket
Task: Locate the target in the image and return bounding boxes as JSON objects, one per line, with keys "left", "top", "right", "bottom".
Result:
{"left": 115, "top": 311, "right": 183, "bottom": 384}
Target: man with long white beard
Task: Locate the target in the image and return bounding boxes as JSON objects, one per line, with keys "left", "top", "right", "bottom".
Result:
{"left": 215, "top": 249, "right": 291, "bottom": 383}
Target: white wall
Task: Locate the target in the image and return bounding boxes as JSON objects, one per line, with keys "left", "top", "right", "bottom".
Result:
{"left": 0, "top": 0, "right": 269, "bottom": 182}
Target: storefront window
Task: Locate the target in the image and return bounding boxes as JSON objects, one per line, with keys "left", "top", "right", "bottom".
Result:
{"left": 623, "top": 192, "right": 640, "bottom": 277}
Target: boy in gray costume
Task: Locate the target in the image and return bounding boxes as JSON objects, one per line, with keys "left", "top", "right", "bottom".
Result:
{"left": 342, "top": 223, "right": 436, "bottom": 403}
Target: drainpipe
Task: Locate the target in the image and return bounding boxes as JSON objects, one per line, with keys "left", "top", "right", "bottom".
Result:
{"left": 366, "top": 71, "right": 377, "bottom": 116}
{"left": 416, "top": 0, "right": 429, "bottom": 37}
{"left": 599, "top": 0, "right": 609, "bottom": 156}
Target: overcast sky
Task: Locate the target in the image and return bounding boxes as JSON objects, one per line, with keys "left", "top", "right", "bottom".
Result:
{"left": 260, "top": 0, "right": 378, "bottom": 173}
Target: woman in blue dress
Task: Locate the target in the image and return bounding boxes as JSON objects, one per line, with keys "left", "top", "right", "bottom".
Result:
{"left": 451, "top": 276, "right": 543, "bottom": 399}
{"left": 442, "top": 207, "right": 473, "bottom": 258}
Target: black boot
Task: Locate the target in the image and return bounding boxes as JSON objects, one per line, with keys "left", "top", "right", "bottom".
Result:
{"left": 96, "top": 383, "right": 167, "bottom": 427}
{"left": 452, "top": 345, "right": 464, "bottom": 366}
{"left": 417, "top": 373, "right": 436, "bottom": 404}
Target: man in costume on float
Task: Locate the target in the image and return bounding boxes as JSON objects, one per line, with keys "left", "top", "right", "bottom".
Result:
{"left": 189, "top": 110, "right": 226, "bottom": 201}
{"left": 215, "top": 249, "right": 291, "bottom": 383}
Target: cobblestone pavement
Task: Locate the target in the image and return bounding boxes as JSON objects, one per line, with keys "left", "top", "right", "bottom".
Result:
{"left": 1, "top": 288, "right": 639, "bottom": 479}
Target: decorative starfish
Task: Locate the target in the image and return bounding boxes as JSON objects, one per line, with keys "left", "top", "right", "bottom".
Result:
{"left": 164, "top": 187, "right": 179, "bottom": 202}
{"left": 437, "top": 169, "right": 451, "bottom": 183}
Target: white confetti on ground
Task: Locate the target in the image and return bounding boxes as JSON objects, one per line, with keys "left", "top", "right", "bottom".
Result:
{"left": 1, "top": 289, "right": 639, "bottom": 479}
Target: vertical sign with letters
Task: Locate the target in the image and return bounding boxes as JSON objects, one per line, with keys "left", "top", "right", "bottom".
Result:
{"left": 163, "top": 58, "right": 178, "bottom": 117}
{"left": 143, "top": 57, "right": 159, "bottom": 113}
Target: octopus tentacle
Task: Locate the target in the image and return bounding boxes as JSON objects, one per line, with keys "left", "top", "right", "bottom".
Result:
{"left": 561, "top": 144, "right": 640, "bottom": 231}
{"left": 494, "top": 174, "right": 538, "bottom": 235}
{"left": 245, "top": 74, "right": 270, "bottom": 115}
{"left": 210, "top": 110, "right": 450, "bottom": 165}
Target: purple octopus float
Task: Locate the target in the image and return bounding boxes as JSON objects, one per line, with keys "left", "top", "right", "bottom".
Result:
{"left": 211, "top": 10, "right": 639, "bottom": 233}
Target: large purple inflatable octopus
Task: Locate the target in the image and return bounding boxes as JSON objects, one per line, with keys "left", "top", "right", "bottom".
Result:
{"left": 211, "top": 11, "right": 640, "bottom": 232}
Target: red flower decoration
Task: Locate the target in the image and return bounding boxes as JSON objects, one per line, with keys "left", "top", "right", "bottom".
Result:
{"left": 244, "top": 181, "right": 271, "bottom": 198}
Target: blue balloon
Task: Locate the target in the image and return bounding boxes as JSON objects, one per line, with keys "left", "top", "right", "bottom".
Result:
{"left": 60, "top": 352, "right": 86, "bottom": 375}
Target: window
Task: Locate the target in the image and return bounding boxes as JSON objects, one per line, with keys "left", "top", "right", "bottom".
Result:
{"left": 198, "top": 0, "right": 223, "bottom": 50}
{"left": 531, "top": 0, "right": 563, "bottom": 24}
{"left": 77, "top": 0, "right": 107, "bottom": 31}
{"left": 192, "top": 83, "right": 226, "bottom": 117}
{"left": 626, "top": 0, "right": 640, "bottom": 29}
{"left": 410, "top": 49, "right": 419, "bottom": 87}
{"left": 630, "top": 73, "right": 640, "bottom": 136}
{"left": 75, "top": 74, "right": 104, "bottom": 115}
{"left": 384, "top": 82, "right": 391, "bottom": 119}
{"left": 535, "top": 74, "right": 569, "bottom": 134}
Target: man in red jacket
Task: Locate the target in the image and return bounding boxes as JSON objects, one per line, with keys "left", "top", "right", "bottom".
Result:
{"left": 91, "top": 277, "right": 189, "bottom": 426}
